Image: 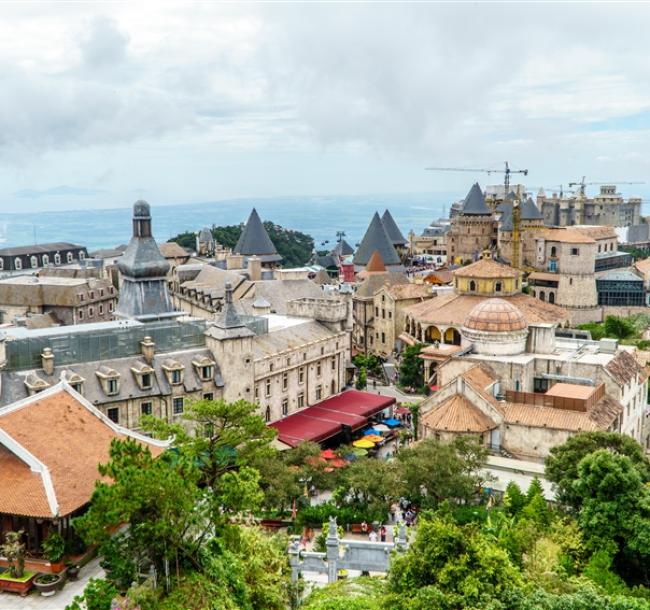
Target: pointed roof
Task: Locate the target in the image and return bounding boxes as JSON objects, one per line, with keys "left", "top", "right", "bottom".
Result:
{"left": 331, "top": 239, "right": 354, "bottom": 257}
{"left": 366, "top": 250, "right": 386, "bottom": 273}
{"left": 381, "top": 210, "right": 407, "bottom": 246}
{"left": 353, "top": 212, "right": 401, "bottom": 267}
{"left": 421, "top": 394, "right": 497, "bottom": 433}
{"left": 461, "top": 183, "right": 490, "bottom": 215}
{"left": 521, "top": 197, "right": 543, "bottom": 220}
{"left": 314, "top": 268, "right": 334, "bottom": 285}
{"left": 233, "top": 209, "right": 282, "bottom": 262}
{"left": 208, "top": 282, "right": 254, "bottom": 339}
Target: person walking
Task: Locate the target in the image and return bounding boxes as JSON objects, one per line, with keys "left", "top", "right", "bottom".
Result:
{"left": 380, "top": 524, "right": 387, "bottom": 542}
{"left": 369, "top": 530, "right": 378, "bottom": 542}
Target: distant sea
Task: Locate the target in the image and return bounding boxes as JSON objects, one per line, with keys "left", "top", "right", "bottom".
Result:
{"left": 0, "top": 193, "right": 457, "bottom": 252}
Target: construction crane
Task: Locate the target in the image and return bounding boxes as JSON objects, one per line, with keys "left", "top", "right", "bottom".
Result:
{"left": 568, "top": 177, "right": 645, "bottom": 197}
{"left": 425, "top": 161, "right": 529, "bottom": 269}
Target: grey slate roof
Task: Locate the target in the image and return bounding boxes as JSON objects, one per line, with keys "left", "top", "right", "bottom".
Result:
{"left": 207, "top": 282, "right": 255, "bottom": 339}
{"left": 381, "top": 210, "right": 407, "bottom": 246}
{"left": 233, "top": 209, "right": 282, "bottom": 262}
{"left": 353, "top": 212, "right": 401, "bottom": 267}
{"left": 498, "top": 197, "right": 543, "bottom": 232}
{"left": 252, "top": 320, "right": 338, "bottom": 359}
{"left": 0, "top": 243, "right": 85, "bottom": 257}
{"left": 461, "top": 183, "right": 491, "bottom": 215}
{"left": 0, "top": 348, "right": 222, "bottom": 407}
{"left": 355, "top": 272, "right": 409, "bottom": 299}
{"left": 521, "top": 197, "right": 543, "bottom": 220}
{"left": 331, "top": 240, "right": 354, "bottom": 257}
{"left": 235, "top": 279, "right": 327, "bottom": 315}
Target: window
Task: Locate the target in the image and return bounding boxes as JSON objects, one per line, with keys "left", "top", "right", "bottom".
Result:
{"left": 269, "top": 362, "right": 274, "bottom": 372}
{"left": 321, "top": 346, "right": 325, "bottom": 355}
{"left": 331, "top": 356, "right": 336, "bottom": 371}
{"left": 539, "top": 291, "right": 545, "bottom": 302}
{"left": 282, "top": 398, "right": 288, "bottom": 416}
{"left": 141, "top": 373, "right": 152, "bottom": 389}
{"left": 88, "top": 307, "right": 94, "bottom": 317}
{"left": 100, "top": 289, "right": 104, "bottom": 297}
{"left": 201, "top": 365, "right": 213, "bottom": 380}
{"left": 99, "top": 305, "right": 104, "bottom": 315}
{"left": 382, "top": 309, "right": 385, "bottom": 319}
{"left": 203, "top": 392, "right": 214, "bottom": 401}
{"left": 316, "top": 363, "right": 322, "bottom": 377}
{"left": 71, "top": 382, "right": 83, "bottom": 394}
{"left": 299, "top": 367, "right": 305, "bottom": 384}
{"left": 381, "top": 294, "right": 385, "bottom": 302}
{"left": 286, "top": 357, "right": 291, "bottom": 367}
{"left": 30, "top": 256, "right": 38, "bottom": 268}
{"left": 107, "top": 378, "right": 118, "bottom": 395}
{"left": 107, "top": 407, "right": 119, "bottom": 423}
{"left": 78, "top": 310, "right": 84, "bottom": 320}
{"left": 331, "top": 380, "right": 336, "bottom": 395}
{"left": 495, "top": 281, "right": 502, "bottom": 293}
{"left": 14, "top": 257, "right": 22, "bottom": 270}
{"left": 67, "top": 252, "right": 74, "bottom": 263}
{"left": 303, "top": 353, "right": 307, "bottom": 361}
{"left": 282, "top": 371, "right": 288, "bottom": 390}
{"left": 109, "top": 301, "right": 114, "bottom": 312}
{"left": 265, "top": 406, "right": 271, "bottom": 422}
{"left": 79, "top": 251, "right": 85, "bottom": 260}
{"left": 265, "top": 378, "right": 271, "bottom": 397}
{"left": 171, "top": 369, "right": 182, "bottom": 384}
{"left": 550, "top": 246, "right": 557, "bottom": 257}
{"left": 141, "top": 402, "right": 153, "bottom": 416}
{"left": 388, "top": 311, "right": 392, "bottom": 319}
{"left": 42, "top": 254, "right": 49, "bottom": 266}
{"left": 90, "top": 291, "right": 94, "bottom": 299}
{"left": 316, "top": 385, "right": 322, "bottom": 401}
{"left": 255, "top": 386, "right": 259, "bottom": 400}
{"left": 173, "top": 397, "right": 184, "bottom": 414}
{"left": 0, "top": 259, "right": 3, "bottom": 271}
{"left": 298, "top": 392, "right": 305, "bottom": 408}
{"left": 469, "top": 280, "right": 476, "bottom": 292}
{"left": 375, "top": 307, "right": 379, "bottom": 317}
{"left": 571, "top": 247, "right": 579, "bottom": 256}
{"left": 381, "top": 332, "right": 386, "bottom": 343}
{"left": 549, "top": 292, "right": 555, "bottom": 304}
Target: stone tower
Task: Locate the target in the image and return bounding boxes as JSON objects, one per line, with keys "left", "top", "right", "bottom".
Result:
{"left": 115, "top": 201, "right": 178, "bottom": 320}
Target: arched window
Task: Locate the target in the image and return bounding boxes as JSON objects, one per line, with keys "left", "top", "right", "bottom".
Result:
{"left": 265, "top": 406, "right": 271, "bottom": 423}
{"left": 495, "top": 281, "right": 502, "bottom": 293}
{"left": 67, "top": 252, "right": 74, "bottom": 263}
{"left": 0, "top": 258, "right": 4, "bottom": 271}
{"left": 550, "top": 246, "right": 557, "bottom": 257}
{"left": 54, "top": 253, "right": 61, "bottom": 265}
{"left": 469, "top": 280, "right": 476, "bottom": 292}
{"left": 549, "top": 292, "right": 555, "bottom": 304}
{"left": 30, "top": 256, "right": 38, "bottom": 268}
{"left": 79, "top": 250, "right": 85, "bottom": 260}
{"left": 531, "top": 290, "right": 536, "bottom": 298}
{"left": 15, "top": 258, "right": 22, "bottom": 270}
{"left": 539, "top": 291, "right": 545, "bottom": 302}
{"left": 42, "top": 254, "right": 49, "bottom": 266}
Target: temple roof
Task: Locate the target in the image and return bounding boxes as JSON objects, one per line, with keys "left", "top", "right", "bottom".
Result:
{"left": 353, "top": 212, "right": 401, "bottom": 266}
{"left": 233, "top": 209, "right": 282, "bottom": 262}
{"left": 381, "top": 210, "right": 407, "bottom": 246}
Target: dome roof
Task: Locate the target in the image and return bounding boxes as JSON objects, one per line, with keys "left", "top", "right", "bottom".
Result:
{"left": 133, "top": 200, "right": 151, "bottom": 218}
{"left": 464, "top": 298, "right": 527, "bottom": 332}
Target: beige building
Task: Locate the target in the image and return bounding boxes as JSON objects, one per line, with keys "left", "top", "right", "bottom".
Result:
{"left": 372, "top": 283, "right": 432, "bottom": 357}
{"left": 419, "top": 297, "right": 649, "bottom": 460}
{"left": 0, "top": 274, "right": 117, "bottom": 326}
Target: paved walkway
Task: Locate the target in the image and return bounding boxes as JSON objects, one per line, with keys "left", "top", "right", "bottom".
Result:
{"left": 0, "top": 558, "right": 104, "bottom": 610}
{"left": 371, "top": 384, "right": 426, "bottom": 403}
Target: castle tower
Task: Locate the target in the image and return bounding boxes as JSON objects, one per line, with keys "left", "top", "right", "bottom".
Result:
{"left": 115, "top": 201, "right": 179, "bottom": 320}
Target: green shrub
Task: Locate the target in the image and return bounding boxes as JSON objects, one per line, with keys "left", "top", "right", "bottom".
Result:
{"left": 42, "top": 531, "right": 66, "bottom": 563}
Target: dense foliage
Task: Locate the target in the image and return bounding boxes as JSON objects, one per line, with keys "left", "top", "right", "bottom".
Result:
{"left": 170, "top": 220, "right": 315, "bottom": 267}
{"left": 398, "top": 343, "right": 425, "bottom": 391}
{"left": 578, "top": 314, "right": 650, "bottom": 347}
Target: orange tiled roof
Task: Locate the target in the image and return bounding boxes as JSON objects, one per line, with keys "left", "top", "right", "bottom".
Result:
{"left": 365, "top": 250, "right": 386, "bottom": 273}
{"left": 421, "top": 394, "right": 497, "bottom": 433}
{"left": 536, "top": 228, "right": 596, "bottom": 244}
{"left": 464, "top": 298, "right": 527, "bottom": 332}
{"left": 0, "top": 386, "right": 167, "bottom": 518}
{"left": 384, "top": 284, "right": 432, "bottom": 300}
{"left": 573, "top": 225, "right": 618, "bottom": 240}
{"left": 634, "top": 258, "right": 650, "bottom": 276}
{"left": 403, "top": 292, "right": 568, "bottom": 327}
{"left": 453, "top": 258, "right": 520, "bottom": 279}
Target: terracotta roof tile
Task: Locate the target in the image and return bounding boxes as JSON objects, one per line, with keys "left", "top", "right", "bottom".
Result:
{"left": 421, "top": 394, "right": 496, "bottom": 433}
{"left": 464, "top": 298, "right": 527, "bottom": 332}
{"left": 383, "top": 284, "right": 432, "bottom": 300}
{"left": 365, "top": 250, "right": 386, "bottom": 273}
{"left": 453, "top": 258, "right": 520, "bottom": 279}
{"left": 634, "top": 258, "right": 650, "bottom": 275}
{"left": 605, "top": 350, "right": 646, "bottom": 386}
{"left": 536, "top": 228, "right": 596, "bottom": 244}
{"left": 573, "top": 225, "right": 618, "bottom": 240}
{"left": 0, "top": 387, "right": 166, "bottom": 518}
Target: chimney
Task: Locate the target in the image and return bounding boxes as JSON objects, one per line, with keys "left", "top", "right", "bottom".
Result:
{"left": 41, "top": 347, "right": 54, "bottom": 376}
{"left": 248, "top": 255, "right": 262, "bottom": 282}
{"left": 226, "top": 254, "right": 244, "bottom": 270}
{"left": 141, "top": 336, "right": 155, "bottom": 364}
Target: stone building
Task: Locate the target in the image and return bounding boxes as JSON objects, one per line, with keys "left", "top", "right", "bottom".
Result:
{"left": 537, "top": 185, "right": 641, "bottom": 227}
{"left": 0, "top": 202, "right": 352, "bottom": 432}
{"left": 372, "top": 283, "right": 432, "bottom": 357}
{"left": 0, "top": 274, "right": 116, "bottom": 326}
{"left": 447, "top": 183, "right": 497, "bottom": 264}
{"left": 0, "top": 243, "right": 88, "bottom": 273}
{"left": 352, "top": 251, "right": 409, "bottom": 355}
{"left": 418, "top": 297, "right": 649, "bottom": 459}
{"left": 408, "top": 220, "right": 449, "bottom": 263}
{"left": 353, "top": 213, "right": 403, "bottom": 272}
{"left": 528, "top": 228, "right": 601, "bottom": 324}
{"left": 497, "top": 197, "right": 545, "bottom": 267}
{"left": 402, "top": 256, "right": 568, "bottom": 385}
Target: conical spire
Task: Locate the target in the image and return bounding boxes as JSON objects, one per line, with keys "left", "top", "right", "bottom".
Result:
{"left": 520, "top": 197, "right": 543, "bottom": 220}
{"left": 353, "top": 212, "right": 401, "bottom": 267}
{"left": 381, "top": 210, "right": 407, "bottom": 246}
{"left": 211, "top": 282, "right": 254, "bottom": 338}
{"left": 233, "top": 208, "right": 282, "bottom": 262}
{"left": 461, "top": 183, "right": 490, "bottom": 215}
{"left": 365, "top": 250, "right": 386, "bottom": 273}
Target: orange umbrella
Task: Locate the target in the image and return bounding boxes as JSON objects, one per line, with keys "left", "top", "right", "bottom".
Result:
{"left": 320, "top": 449, "right": 337, "bottom": 460}
{"left": 364, "top": 434, "right": 383, "bottom": 443}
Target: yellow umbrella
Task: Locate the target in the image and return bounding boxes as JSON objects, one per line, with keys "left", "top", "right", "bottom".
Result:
{"left": 364, "top": 434, "right": 383, "bottom": 443}
{"left": 353, "top": 438, "right": 376, "bottom": 449}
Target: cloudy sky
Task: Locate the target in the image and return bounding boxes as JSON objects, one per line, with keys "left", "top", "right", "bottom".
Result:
{"left": 1, "top": 2, "right": 649, "bottom": 212}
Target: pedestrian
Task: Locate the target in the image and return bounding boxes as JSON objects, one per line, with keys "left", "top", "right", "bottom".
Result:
{"left": 380, "top": 525, "right": 387, "bottom": 542}
{"left": 369, "top": 530, "right": 378, "bottom": 542}
{"left": 361, "top": 520, "right": 368, "bottom": 534}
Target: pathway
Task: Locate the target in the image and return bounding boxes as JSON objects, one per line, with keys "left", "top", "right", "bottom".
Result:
{"left": 0, "top": 558, "right": 104, "bottom": 610}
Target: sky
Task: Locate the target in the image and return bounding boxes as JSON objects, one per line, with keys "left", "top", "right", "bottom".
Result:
{"left": 1, "top": 2, "right": 650, "bottom": 213}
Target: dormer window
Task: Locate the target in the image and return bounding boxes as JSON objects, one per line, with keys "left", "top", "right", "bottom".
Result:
{"left": 63, "top": 370, "right": 85, "bottom": 395}
{"left": 96, "top": 366, "right": 121, "bottom": 396}
{"left": 201, "top": 366, "right": 213, "bottom": 380}
{"left": 30, "top": 256, "right": 38, "bottom": 268}
{"left": 131, "top": 361, "right": 155, "bottom": 390}
{"left": 14, "top": 258, "right": 22, "bottom": 270}
{"left": 192, "top": 357, "right": 216, "bottom": 383}
{"left": 54, "top": 253, "right": 61, "bottom": 265}
{"left": 162, "top": 359, "right": 185, "bottom": 386}
{"left": 67, "top": 252, "right": 74, "bottom": 263}
{"left": 24, "top": 373, "right": 49, "bottom": 396}
{"left": 79, "top": 251, "right": 85, "bottom": 260}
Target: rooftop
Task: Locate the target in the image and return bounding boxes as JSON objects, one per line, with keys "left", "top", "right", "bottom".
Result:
{"left": 453, "top": 258, "right": 520, "bottom": 279}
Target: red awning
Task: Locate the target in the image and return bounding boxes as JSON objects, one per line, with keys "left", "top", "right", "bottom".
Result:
{"left": 269, "top": 390, "right": 396, "bottom": 447}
